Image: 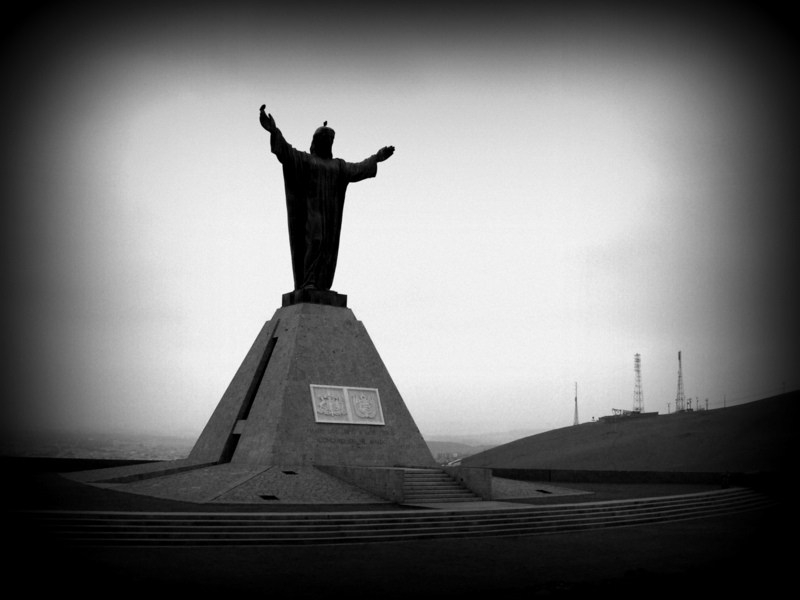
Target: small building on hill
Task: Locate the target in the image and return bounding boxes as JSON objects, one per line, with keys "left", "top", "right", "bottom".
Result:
{"left": 599, "top": 408, "right": 659, "bottom": 423}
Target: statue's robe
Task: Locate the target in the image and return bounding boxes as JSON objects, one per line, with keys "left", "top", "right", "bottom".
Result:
{"left": 270, "top": 129, "right": 378, "bottom": 291}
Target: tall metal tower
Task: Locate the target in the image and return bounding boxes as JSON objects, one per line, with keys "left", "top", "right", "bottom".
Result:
{"left": 675, "top": 351, "right": 686, "bottom": 412}
{"left": 633, "top": 353, "right": 644, "bottom": 413}
{"left": 573, "top": 382, "right": 579, "bottom": 426}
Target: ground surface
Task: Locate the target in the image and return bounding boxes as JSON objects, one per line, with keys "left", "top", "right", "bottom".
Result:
{"left": 4, "top": 394, "right": 793, "bottom": 598}
{"left": 4, "top": 465, "right": 788, "bottom": 599}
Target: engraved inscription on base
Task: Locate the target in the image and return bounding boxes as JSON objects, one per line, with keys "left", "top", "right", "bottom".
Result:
{"left": 310, "top": 385, "right": 385, "bottom": 425}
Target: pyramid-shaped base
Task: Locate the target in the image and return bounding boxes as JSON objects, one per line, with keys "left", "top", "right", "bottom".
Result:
{"left": 188, "top": 302, "right": 435, "bottom": 468}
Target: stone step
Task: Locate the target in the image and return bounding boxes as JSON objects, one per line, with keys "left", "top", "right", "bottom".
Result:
{"left": 34, "top": 488, "right": 768, "bottom": 527}
{"left": 401, "top": 468, "right": 480, "bottom": 503}
{"left": 403, "top": 481, "right": 460, "bottom": 487}
{"left": 403, "top": 488, "right": 476, "bottom": 495}
{"left": 19, "top": 488, "right": 775, "bottom": 546}
{"left": 26, "top": 486, "right": 761, "bottom": 523}
{"left": 404, "top": 487, "right": 460, "bottom": 492}
{"left": 403, "top": 492, "right": 473, "bottom": 497}
{"left": 402, "top": 495, "right": 478, "bottom": 503}
{"left": 403, "top": 480, "right": 467, "bottom": 486}
{"left": 27, "top": 486, "right": 758, "bottom": 518}
{"left": 32, "top": 504, "right": 774, "bottom": 546}
{"left": 32, "top": 488, "right": 766, "bottom": 529}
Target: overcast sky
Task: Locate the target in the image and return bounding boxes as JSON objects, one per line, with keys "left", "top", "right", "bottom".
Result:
{"left": 2, "top": 1, "right": 797, "bottom": 441}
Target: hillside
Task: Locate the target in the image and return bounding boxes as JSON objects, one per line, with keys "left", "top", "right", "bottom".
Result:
{"left": 461, "top": 392, "right": 796, "bottom": 473}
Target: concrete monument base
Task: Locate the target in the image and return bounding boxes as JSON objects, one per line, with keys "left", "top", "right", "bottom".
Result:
{"left": 64, "top": 299, "right": 437, "bottom": 504}
{"left": 190, "top": 301, "right": 435, "bottom": 467}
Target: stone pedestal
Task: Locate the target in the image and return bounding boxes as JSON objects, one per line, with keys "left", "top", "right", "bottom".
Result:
{"left": 282, "top": 288, "right": 347, "bottom": 307}
{"left": 189, "top": 301, "right": 435, "bottom": 468}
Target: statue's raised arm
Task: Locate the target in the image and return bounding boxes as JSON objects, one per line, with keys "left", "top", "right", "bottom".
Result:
{"left": 376, "top": 146, "right": 394, "bottom": 162}
{"left": 258, "top": 105, "right": 394, "bottom": 293}
{"left": 259, "top": 105, "right": 276, "bottom": 133}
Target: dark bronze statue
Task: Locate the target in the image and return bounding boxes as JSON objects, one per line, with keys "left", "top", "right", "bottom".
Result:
{"left": 259, "top": 105, "right": 394, "bottom": 291}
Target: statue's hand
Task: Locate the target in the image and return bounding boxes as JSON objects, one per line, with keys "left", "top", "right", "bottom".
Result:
{"left": 259, "top": 105, "right": 276, "bottom": 132}
{"left": 376, "top": 146, "right": 395, "bottom": 162}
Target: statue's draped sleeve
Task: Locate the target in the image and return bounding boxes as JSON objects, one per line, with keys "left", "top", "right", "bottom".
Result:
{"left": 342, "top": 156, "right": 378, "bottom": 183}
{"left": 270, "top": 128, "right": 304, "bottom": 171}
{"left": 270, "top": 128, "right": 309, "bottom": 288}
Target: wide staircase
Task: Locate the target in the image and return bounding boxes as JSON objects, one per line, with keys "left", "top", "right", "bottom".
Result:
{"left": 401, "top": 468, "right": 481, "bottom": 503}
{"left": 15, "top": 487, "right": 776, "bottom": 547}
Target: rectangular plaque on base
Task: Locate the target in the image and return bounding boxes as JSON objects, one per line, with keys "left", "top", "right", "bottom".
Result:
{"left": 310, "top": 385, "right": 385, "bottom": 425}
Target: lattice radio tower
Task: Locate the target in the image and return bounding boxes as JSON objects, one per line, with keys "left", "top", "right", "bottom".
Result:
{"left": 573, "top": 382, "right": 579, "bottom": 426}
{"left": 633, "top": 353, "right": 644, "bottom": 413}
{"left": 675, "top": 351, "right": 686, "bottom": 412}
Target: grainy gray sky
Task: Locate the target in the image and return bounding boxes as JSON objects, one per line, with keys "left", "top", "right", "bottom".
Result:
{"left": 2, "top": 1, "right": 797, "bottom": 439}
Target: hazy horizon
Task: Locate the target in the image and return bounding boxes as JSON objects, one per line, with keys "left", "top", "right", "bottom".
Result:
{"left": 3, "top": 391, "right": 792, "bottom": 464}
{"left": 4, "top": 391, "right": 783, "bottom": 442}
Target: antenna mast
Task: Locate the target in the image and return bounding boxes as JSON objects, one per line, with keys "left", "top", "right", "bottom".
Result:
{"left": 633, "top": 353, "right": 644, "bottom": 413}
{"left": 573, "top": 382, "right": 579, "bottom": 426}
{"left": 675, "top": 351, "right": 686, "bottom": 412}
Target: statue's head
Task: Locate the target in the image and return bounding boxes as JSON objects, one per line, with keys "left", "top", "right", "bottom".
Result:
{"left": 310, "top": 121, "right": 335, "bottom": 159}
